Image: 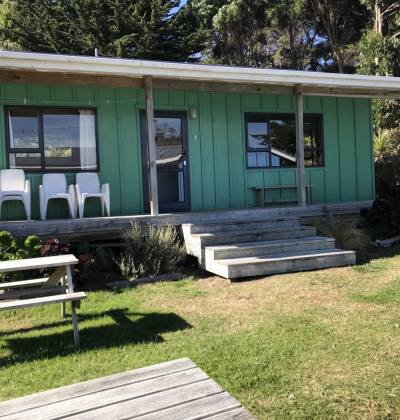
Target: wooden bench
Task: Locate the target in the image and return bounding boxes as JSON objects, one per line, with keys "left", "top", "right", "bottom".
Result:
{"left": 252, "top": 184, "right": 312, "bottom": 207}
{"left": 0, "top": 254, "right": 85, "bottom": 349}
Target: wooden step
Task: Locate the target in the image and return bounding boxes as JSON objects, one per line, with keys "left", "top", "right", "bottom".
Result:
{"left": 186, "top": 226, "right": 317, "bottom": 260}
{"left": 208, "top": 249, "right": 356, "bottom": 279}
{"left": 182, "top": 218, "right": 300, "bottom": 235}
{"left": 204, "top": 236, "right": 336, "bottom": 261}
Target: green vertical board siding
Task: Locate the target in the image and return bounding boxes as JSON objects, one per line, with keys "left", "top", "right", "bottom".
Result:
{"left": 243, "top": 94, "right": 262, "bottom": 109}
{"left": 277, "top": 95, "right": 293, "bottom": 110}
{"left": 264, "top": 171, "right": 282, "bottom": 202}
{"left": 0, "top": 83, "right": 375, "bottom": 220}
{"left": 246, "top": 172, "right": 264, "bottom": 206}
{"left": 211, "top": 93, "right": 231, "bottom": 208}
{"left": 261, "top": 94, "right": 278, "bottom": 110}
{"left": 227, "top": 93, "right": 246, "bottom": 208}
{"left": 337, "top": 98, "right": 357, "bottom": 201}
{"left": 321, "top": 97, "right": 341, "bottom": 202}
{"left": 116, "top": 88, "right": 142, "bottom": 214}
{"left": 153, "top": 89, "right": 169, "bottom": 107}
{"left": 307, "top": 168, "right": 326, "bottom": 203}
{"left": 306, "top": 96, "right": 323, "bottom": 112}
{"left": 354, "top": 98, "right": 374, "bottom": 200}
{"left": 198, "top": 92, "right": 216, "bottom": 209}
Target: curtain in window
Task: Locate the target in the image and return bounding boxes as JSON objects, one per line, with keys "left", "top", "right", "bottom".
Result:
{"left": 79, "top": 110, "right": 97, "bottom": 170}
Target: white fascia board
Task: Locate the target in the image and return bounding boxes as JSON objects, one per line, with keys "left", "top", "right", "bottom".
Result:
{"left": 1, "top": 51, "right": 400, "bottom": 94}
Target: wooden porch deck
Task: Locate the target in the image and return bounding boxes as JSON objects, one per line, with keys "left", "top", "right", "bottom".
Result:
{"left": 0, "top": 201, "right": 371, "bottom": 241}
{"left": 0, "top": 358, "right": 253, "bottom": 419}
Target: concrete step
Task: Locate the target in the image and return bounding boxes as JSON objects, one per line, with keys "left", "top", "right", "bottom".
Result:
{"left": 183, "top": 218, "right": 300, "bottom": 235}
{"left": 204, "top": 236, "right": 336, "bottom": 261}
{"left": 187, "top": 225, "right": 318, "bottom": 258}
{"left": 208, "top": 249, "right": 356, "bottom": 279}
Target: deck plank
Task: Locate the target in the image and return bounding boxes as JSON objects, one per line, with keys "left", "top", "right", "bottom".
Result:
{"left": 0, "top": 358, "right": 195, "bottom": 416}
{"left": 135, "top": 392, "right": 247, "bottom": 419}
{"left": 68, "top": 379, "right": 223, "bottom": 420}
{"left": 5, "top": 368, "right": 208, "bottom": 420}
{"left": 207, "top": 407, "right": 254, "bottom": 419}
{"left": 0, "top": 358, "right": 254, "bottom": 419}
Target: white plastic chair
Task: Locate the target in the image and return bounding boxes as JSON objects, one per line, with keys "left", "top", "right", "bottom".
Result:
{"left": 0, "top": 169, "right": 31, "bottom": 220}
{"left": 39, "top": 174, "right": 76, "bottom": 220}
{"left": 75, "top": 173, "right": 110, "bottom": 218}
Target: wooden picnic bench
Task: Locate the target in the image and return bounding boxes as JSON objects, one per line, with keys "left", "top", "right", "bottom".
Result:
{"left": 252, "top": 184, "right": 312, "bottom": 207}
{"left": 0, "top": 358, "right": 254, "bottom": 419}
{"left": 0, "top": 254, "right": 85, "bottom": 349}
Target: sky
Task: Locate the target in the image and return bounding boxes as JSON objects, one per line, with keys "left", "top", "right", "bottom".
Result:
{"left": 172, "top": 0, "right": 187, "bottom": 13}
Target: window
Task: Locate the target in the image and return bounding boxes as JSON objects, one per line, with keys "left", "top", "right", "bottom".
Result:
{"left": 246, "top": 113, "right": 324, "bottom": 168}
{"left": 6, "top": 107, "right": 98, "bottom": 171}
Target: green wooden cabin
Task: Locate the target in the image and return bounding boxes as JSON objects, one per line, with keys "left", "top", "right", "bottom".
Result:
{"left": 0, "top": 51, "right": 397, "bottom": 221}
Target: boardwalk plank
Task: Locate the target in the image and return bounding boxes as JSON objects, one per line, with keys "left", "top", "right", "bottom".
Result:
{"left": 135, "top": 392, "right": 244, "bottom": 419}
{"left": 207, "top": 407, "right": 254, "bottom": 419}
{"left": 0, "top": 359, "right": 253, "bottom": 420}
{"left": 0, "top": 358, "right": 195, "bottom": 416}
{"left": 4, "top": 368, "right": 208, "bottom": 420}
{"left": 68, "top": 379, "right": 222, "bottom": 419}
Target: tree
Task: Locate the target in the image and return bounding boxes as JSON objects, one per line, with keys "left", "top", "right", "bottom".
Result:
{"left": 0, "top": 0, "right": 204, "bottom": 61}
{"left": 210, "top": 0, "right": 272, "bottom": 67}
{"left": 358, "top": 1, "right": 400, "bottom": 197}
{"left": 175, "top": 0, "right": 229, "bottom": 60}
{"left": 312, "top": 0, "right": 369, "bottom": 72}
{"left": 268, "top": 0, "right": 321, "bottom": 70}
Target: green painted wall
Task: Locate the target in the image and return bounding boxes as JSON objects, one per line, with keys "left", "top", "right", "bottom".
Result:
{"left": 0, "top": 82, "right": 375, "bottom": 220}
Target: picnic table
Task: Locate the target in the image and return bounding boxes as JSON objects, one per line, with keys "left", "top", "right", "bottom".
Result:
{"left": 0, "top": 254, "right": 86, "bottom": 349}
{"left": 0, "top": 358, "right": 254, "bottom": 419}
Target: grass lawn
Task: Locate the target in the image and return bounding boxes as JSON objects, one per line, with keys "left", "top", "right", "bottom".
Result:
{"left": 1, "top": 252, "right": 400, "bottom": 419}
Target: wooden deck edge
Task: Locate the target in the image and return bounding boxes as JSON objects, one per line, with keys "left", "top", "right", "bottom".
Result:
{"left": 0, "top": 201, "right": 372, "bottom": 241}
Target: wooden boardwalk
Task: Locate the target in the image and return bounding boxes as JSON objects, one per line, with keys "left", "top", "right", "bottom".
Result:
{"left": 0, "top": 358, "right": 253, "bottom": 419}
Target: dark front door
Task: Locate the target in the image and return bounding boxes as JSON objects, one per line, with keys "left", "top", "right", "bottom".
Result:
{"left": 140, "top": 110, "right": 190, "bottom": 212}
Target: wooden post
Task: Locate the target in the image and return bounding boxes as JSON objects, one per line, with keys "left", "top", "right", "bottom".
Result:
{"left": 295, "top": 85, "right": 307, "bottom": 207}
{"left": 144, "top": 76, "right": 159, "bottom": 216}
{"left": 66, "top": 264, "right": 80, "bottom": 349}
{"left": 60, "top": 273, "right": 66, "bottom": 318}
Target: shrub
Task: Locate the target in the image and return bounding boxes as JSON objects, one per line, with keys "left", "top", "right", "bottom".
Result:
{"left": 0, "top": 231, "right": 43, "bottom": 281}
{"left": 19, "top": 235, "right": 42, "bottom": 259}
{"left": 316, "top": 210, "right": 370, "bottom": 252}
{"left": 41, "top": 238, "right": 70, "bottom": 257}
{"left": 360, "top": 189, "right": 400, "bottom": 239}
{"left": 93, "top": 246, "right": 116, "bottom": 272}
{"left": 118, "top": 223, "right": 186, "bottom": 279}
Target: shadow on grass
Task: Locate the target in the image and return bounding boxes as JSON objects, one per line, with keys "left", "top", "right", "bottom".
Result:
{"left": 0, "top": 309, "right": 191, "bottom": 367}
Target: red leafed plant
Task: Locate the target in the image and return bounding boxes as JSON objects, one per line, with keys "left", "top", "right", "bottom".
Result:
{"left": 41, "top": 238, "right": 71, "bottom": 257}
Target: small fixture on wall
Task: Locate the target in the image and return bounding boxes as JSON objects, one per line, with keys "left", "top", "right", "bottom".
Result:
{"left": 189, "top": 107, "right": 198, "bottom": 119}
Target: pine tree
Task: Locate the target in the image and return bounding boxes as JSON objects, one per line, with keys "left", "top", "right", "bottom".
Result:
{"left": 0, "top": 0, "right": 204, "bottom": 61}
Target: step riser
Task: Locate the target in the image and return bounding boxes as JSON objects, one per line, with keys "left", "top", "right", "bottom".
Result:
{"left": 199, "top": 227, "right": 317, "bottom": 248}
{"left": 188, "top": 220, "right": 300, "bottom": 234}
{"left": 207, "top": 239, "right": 336, "bottom": 260}
{"left": 210, "top": 253, "right": 356, "bottom": 279}
{"left": 188, "top": 228, "right": 317, "bottom": 263}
